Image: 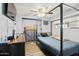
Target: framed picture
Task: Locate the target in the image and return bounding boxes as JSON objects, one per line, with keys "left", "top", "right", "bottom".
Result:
{"left": 43, "top": 21, "right": 48, "bottom": 25}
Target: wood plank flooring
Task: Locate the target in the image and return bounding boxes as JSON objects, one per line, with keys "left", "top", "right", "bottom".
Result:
{"left": 25, "top": 42, "right": 45, "bottom": 56}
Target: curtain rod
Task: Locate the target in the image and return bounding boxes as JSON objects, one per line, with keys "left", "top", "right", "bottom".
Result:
{"left": 22, "top": 18, "right": 40, "bottom": 21}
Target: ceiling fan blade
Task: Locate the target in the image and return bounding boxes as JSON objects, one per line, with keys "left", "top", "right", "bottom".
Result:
{"left": 32, "top": 14, "right": 38, "bottom": 16}
{"left": 45, "top": 12, "right": 53, "bottom": 14}
{"left": 45, "top": 7, "right": 48, "bottom": 10}
{"left": 30, "top": 10, "right": 38, "bottom": 12}
{"left": 49, "top": 12, "right": 53, "bottom": 14}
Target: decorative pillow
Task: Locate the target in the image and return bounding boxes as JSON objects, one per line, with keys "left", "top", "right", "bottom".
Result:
{"left": 7, "top": 36, "right": 14, "bottom": 40}
{"left": 40, "top": 33, "right": 48, "bottom": 37}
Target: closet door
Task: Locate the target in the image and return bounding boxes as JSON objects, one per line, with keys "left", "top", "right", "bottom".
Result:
{"left": 26, "top": 28, "right": 36, "bottom": 41}
{"left": 23, "top": 20, "right": 36, "bottom": 42}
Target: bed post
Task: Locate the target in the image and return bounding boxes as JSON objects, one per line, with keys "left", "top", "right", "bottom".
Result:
{"left": 50, "top": 21, "right": 52, "bottom": 36}
{"left": 60, "top": 3, "right": 63, "bottom": 56}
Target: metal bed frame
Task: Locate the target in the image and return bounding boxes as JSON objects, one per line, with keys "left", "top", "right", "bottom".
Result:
{"left": 22, "top": 3, "right": 79, "bottom": 56}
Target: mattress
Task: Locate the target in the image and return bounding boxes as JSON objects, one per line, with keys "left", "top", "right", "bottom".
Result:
{"left": 37, "top": 37, "right": 79, "bottom": 56}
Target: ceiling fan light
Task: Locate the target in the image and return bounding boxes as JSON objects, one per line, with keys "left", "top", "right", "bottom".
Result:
{"left": 38, "top": 13, "right": 45, "bottom": 17}
{"left": 42, "top": 13, "right": 45, "bottom": 16}
{"left": 38, "top": 13, "right": 41, "bottom": 17}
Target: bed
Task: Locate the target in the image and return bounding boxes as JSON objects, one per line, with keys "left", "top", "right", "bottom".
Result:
{"left": 37, "top": 37, "right": 79, "bottom": 56}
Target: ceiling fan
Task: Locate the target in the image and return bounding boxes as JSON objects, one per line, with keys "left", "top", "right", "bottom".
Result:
{"left": 30, "top": 7, "right": 53, "bottom": 17}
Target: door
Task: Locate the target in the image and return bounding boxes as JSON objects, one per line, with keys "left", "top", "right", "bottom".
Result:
{"left": 23, "top": 20, "right": 36, "bottom": 42}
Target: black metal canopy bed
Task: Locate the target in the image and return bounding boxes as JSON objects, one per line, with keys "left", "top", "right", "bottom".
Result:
{"left": 36, "top": 3, "right": 79, "bottom": 56}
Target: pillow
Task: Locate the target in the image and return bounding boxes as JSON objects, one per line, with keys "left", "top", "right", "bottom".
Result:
{"left": 7, "top": 36, "right": 14, "bottom": 40}
{"left": 40, "top": 33, "right": 48, "bottom": 37}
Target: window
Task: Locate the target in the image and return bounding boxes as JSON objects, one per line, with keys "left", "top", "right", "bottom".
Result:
{"left": 55, "top": 24, "right": 68, "bottom": 28}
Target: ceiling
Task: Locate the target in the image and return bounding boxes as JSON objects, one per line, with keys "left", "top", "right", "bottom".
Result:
{"left": 14, "top": 3, "right": 60, "bottom": 20}
{"left": 14, "top": 3, "right": 79, "bottom": 21}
